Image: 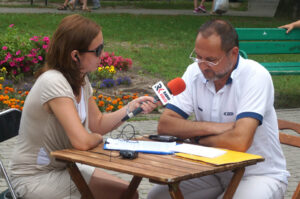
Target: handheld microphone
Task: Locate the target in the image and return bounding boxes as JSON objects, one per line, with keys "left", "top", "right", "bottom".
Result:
{"left": 121, "top": 78, "right": 186, "bottom": 121}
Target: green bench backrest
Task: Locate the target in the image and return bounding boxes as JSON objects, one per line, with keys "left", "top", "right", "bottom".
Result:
{"left": 236, "top": 28, "right": 300, "bottom": 54}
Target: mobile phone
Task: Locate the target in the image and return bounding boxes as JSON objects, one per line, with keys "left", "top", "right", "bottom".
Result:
{"left": 148, "top": 135, "right": 178, "bottom": 142}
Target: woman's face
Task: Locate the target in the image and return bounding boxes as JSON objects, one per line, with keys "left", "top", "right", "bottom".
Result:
{"left": 79, "top": 31, "right": 103, "bottom": 74}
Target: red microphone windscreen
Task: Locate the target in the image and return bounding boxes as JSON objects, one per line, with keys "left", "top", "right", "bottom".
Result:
{"left": 167, "top": 77, "right": 186, "bottom": 96}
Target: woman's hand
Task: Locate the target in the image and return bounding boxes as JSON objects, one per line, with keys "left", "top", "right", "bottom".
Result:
{"left": 128, "top": 96, "right": 161, "bottom": 114}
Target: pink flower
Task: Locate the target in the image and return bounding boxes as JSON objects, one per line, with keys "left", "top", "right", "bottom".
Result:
{"left": 15, "top": 57, "right": 22, "bottom": 62}
{"left": 23, "top": 66, "right": 30, "bottom": 72}
{"left": 12, "top": 69, "right": 17, "bottom": 75}
{"left": 9, "top": 24, "right": 14, "bottom": 28}
{"left": 43, "top": 37, "right": 50, "bottom": 44}
{"left": 9, "top": 61, "right": 16, "bottom": 67}
{"left": 30, "top": 36, "right": 39, "bottom": 42}
{"left": 32, "top": 58, "right": 38, "bottom": 64}
{"left": 2, "top": 46, "right": 8, "bottom": 50}
{"left": 42, "top": 45, "right": 48, "bottom": 49}
{"left": 16, "top": 50, "right": 21, "bottom": 55}
{"left": 5, "top": 53, "right": 12, "bottom": 60}
{"left": 38, "top": 56, "right": 43, "bottom": 61}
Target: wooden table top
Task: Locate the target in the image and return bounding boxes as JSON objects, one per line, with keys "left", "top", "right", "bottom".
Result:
{"left": 51, "top": 142, "right": 264, "bottom": 184}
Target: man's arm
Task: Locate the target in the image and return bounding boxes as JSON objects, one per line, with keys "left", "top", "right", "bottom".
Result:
{"left": 197, "top": 117, "right": 259, "bottom": 152}
{"left": 157, "top": 109, "right": 235, "bottom": 139}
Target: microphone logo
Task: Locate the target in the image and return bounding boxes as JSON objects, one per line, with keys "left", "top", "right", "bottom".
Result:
{"left": 152, "top": 81, "right": 172, "bottom": 105}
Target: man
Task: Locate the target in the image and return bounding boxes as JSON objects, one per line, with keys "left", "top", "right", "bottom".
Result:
{"left": 147, "top": 19, "right": 290, "bottom": 199}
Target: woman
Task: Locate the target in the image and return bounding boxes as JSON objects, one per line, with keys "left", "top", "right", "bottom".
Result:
{"left": 9, "top": 14, "right": 157, "bottom": 199}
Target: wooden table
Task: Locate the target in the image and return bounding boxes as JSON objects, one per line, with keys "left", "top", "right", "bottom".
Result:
{"left": 51, "top": 142, "right": 264, "bottom": 199}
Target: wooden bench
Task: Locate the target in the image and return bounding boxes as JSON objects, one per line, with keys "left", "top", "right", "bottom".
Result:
{"left": 236, "top": 28, "right": 300, "bottom": 75}
{"left": 278, "top": 119, "right": 300, "bottom": 199}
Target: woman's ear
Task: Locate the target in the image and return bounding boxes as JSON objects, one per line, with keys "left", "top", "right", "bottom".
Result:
{"left": 71, "top": 50, "right": 80, "bottom": 62}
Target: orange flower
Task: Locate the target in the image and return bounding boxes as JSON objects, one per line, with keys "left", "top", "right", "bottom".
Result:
{"left": 98, "top": 94, "right": 103, "bottom": 99}
{"left": 92, "top": 96, "right": 96, "bottom": 100}
{"left": 112, "top": 100, "right": 117, "bottom": 105}
{"left": 98, "top": 101, "right": 105, "bottom": 107}
{"left": 118, "top": 105, "right": 123, "bottom": 109}
{"left": 119, "top": 101, "right": 123, "bottom": 105}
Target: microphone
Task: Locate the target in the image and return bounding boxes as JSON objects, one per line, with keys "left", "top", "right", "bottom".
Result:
{"left": 121, "top": 78, "right": 186, "bottom": 121}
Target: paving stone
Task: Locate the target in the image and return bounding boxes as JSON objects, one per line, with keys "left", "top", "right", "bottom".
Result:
{"left": 1, "top": 109, "right": 299, "bottom": 198}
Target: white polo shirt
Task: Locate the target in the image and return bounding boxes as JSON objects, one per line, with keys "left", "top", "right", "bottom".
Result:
{"left": 167, "top": 56, "right": 290, "bottom": 184}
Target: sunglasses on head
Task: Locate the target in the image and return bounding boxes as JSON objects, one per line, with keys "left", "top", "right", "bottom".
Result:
{"left": 79, "top": 43, "right": 104, "bottom": 57}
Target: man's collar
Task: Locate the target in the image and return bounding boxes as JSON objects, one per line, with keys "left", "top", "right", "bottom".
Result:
{"left": 226, "top": 53, "right": 240, "bottom": 85}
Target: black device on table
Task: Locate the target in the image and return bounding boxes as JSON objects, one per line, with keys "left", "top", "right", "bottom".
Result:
{"left": 120, "top": 150, "right": 138, "bottom": 159}
{"left": 148, "top": 135, "right": 179, "bottom": 142}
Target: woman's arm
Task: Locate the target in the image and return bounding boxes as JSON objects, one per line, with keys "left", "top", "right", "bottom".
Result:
{"left": 47, "top": 97, "right": 102, "bottom": 150}
{"left": 88, "top": 96, "right": 158, "bottom": 135}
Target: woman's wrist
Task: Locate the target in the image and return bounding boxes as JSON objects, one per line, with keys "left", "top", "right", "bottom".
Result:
{"left": 126, "top": 102, "right": 131, "bottom": 114}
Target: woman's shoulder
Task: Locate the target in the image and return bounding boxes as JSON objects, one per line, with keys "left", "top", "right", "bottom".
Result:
{"left": 40, "top": 69, "right": 65, "bottom": 80}
{"left": 38, "top": 70, "right": 68, "bottom": 84}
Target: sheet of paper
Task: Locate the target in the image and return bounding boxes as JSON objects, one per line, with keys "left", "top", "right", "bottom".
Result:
{"left": 104, "top": 138, "right": 176, "bottom": 154}
{"left": 172, "top": 143, "right": 226, "bottom": 158}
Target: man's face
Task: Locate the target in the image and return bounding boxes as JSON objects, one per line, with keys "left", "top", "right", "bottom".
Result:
{"left": 194, "top": 33, "right": 234, "bottom": 81}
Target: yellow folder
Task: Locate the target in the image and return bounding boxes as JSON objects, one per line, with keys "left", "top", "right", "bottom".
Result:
{"left": 175, "top": 149, "right": 264, "bottom": 166}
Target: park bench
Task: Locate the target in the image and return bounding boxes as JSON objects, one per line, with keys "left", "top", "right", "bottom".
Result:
{"left": 236, "top": 28, "right": 300, "bottom": 75}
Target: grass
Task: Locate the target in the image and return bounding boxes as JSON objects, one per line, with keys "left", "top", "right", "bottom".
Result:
{"left": 0, "top": 13, "right": 299, "bottom": 108}
{"left": 0, "top": 0, "right": 248, "bottom": 11}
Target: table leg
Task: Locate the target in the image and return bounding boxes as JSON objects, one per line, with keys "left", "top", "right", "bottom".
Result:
{"left": 223, "top": 167, "right": 245, "bottom": 199}
{"left": 168, "top": 183, "right": 184, "bottom": 199}
{"left": 66, "top": 163, "right": 95, "bottom": 199}
{"left": 121, "top": 176, "right": 142, "bottom": 199}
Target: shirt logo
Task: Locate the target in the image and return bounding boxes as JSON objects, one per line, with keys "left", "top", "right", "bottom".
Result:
{"left": 224, "top": 112, "right": 234, "bottom": 116}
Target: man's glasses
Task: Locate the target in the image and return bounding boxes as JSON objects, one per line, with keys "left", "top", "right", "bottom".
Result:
{"left": 189, "top": 49, "right": 224, "bottom": 67}
{"left": 80, "top": 43, "right": 104, "bottom": 57}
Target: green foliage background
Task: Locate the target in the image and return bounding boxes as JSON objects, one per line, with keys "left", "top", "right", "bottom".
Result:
{"left": 0, "top": 13, "right": 299, "bottom": 108}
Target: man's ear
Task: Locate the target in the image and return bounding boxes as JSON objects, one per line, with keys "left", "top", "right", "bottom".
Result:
{"left": 71, "top": 50, "right": 80, "bottom": 62}
{"left": 231, "top": 46, "right": 239, "bottom": 59}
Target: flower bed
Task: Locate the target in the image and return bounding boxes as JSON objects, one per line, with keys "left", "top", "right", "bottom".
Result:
{"left": 0, "top": 25, "right": 141, "bottom": 112}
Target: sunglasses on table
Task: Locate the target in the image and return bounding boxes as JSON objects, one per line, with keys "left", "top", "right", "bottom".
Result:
{"left": 79, "top": 43, "right": 104, "bottom": 57}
